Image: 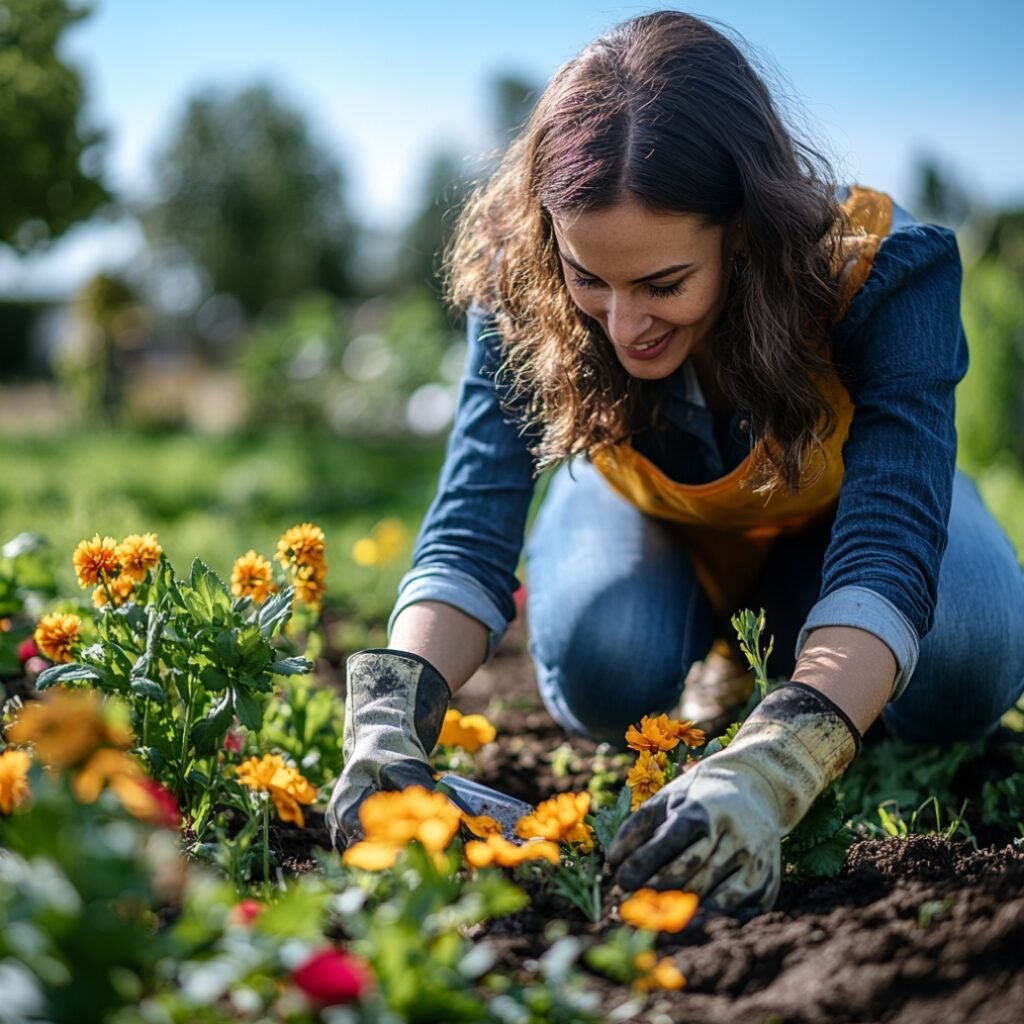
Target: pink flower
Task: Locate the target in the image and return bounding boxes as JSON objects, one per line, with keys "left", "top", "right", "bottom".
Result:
{"left": 292, "top": 947, "right": 371, "bottom": 1005}
{"left": 17, "top": 637, "right": 39, "bottom": 663}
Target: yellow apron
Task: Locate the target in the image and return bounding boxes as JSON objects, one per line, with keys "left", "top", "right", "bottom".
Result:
{"left": 591, "top": 187, "right": 894, "bottom": 615}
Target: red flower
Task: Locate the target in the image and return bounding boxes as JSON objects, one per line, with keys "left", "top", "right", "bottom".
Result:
{"left": 231, "top": 898, "right": 264, "bottom": 926}
{"left": 223, "top": 727, "right": 245, "bottom": 754}
{"left": 145, "top": 779, "right": 181, "bottom": 828}
{"left": 512, "top": 582, "right": 527, "bottom": 617}
{"left": 17, "top": 637, "right": 39, "bottom": 663}
{"left": 292, "top": 947, "right": 370, "bottom": 1005}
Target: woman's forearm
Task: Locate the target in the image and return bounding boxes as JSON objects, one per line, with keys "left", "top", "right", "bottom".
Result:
{"left": 790, "top": 625, "right": 896, "bottom": 734}
{"left": 387, "top": 600, "right": 490, "bottom": 695}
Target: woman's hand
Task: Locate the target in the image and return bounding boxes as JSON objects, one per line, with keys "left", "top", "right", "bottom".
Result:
{"left": 325, "top": 650, "right": 450, "bottom": 850}
{"left": 607, "top": 684, "right": 859, "bottom": 916}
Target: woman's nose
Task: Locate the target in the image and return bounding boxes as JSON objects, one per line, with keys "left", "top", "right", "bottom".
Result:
{"left": 605, "top": 294, "right": 653, "bottom": 347}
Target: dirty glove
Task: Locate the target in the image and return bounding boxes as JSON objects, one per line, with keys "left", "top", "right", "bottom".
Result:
{"left": 325, "top": 649, "right": 450, "bottom": 850}
{"left": 608, "top": 683, "right": 859, "bottom": 916}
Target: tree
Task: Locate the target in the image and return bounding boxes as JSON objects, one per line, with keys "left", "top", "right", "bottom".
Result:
{"left": 0, "top": 0, "right": 110, "bottom": 251}
{"left": 143, "top": 84, "right": 355, "bottom": 315}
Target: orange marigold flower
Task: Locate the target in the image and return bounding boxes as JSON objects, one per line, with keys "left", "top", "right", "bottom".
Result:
{"left": 73, "top": 747, "right": 143, "bottom": 804}
{"left": 358, "top": 785, "right": 462, "bottom": 851}
{"left": 632, "top": 951, "right": 687, "bottom": 992}
{"left": 231, "top": 549, "right": 276, "bottom": 604}
{"left": 235, "top": 753, "right": 317, "bottom": 827}
{"left": 460, "top": 812, "right": 503, "bottom": 838}
{"left": 34, "top": 612, "right": 82, "bottom": 663}
{"left": 465, "top": 835, "right": 561, "bottom": 869}
{"left": 117, "top": 533, "right": 162, "bottom": 583}
{"left": 516, "top": 791, "right": 594, "bottom": 852}
{"left": 114, "top": 776, "right": 181, "bottom": 828}
{"left": 276, "top": 523, "right": 326, "bottom": 571}
{"left": 73, "top": 534, "right": 121, "bottom": 588}
{"left": 626, "top": 750, "right": 668, "bottom": 811}
{"left": 437, "top": 709, "right": 497, "bottom": 753}
{"left": 619, "top": 888, "right": 700, "bottom": 933}
{"left": 293, "top": 563, "right": 327, "bottom": 608}
{"left": 92, "top": 575, "right": 136, "bottom": 609}
{"left": 625, "top": 713, "right": 706, "bottom": 753}
{"left": 343, "top": 840, "right": 403, "bottom": 871}
{"left": 0, "top": 748, "right": 32, "bottom": 814}
{"left": 5, "top": 687, "right": 129, "bottom": 767}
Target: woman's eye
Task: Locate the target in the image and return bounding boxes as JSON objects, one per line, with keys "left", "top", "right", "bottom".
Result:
{"left": 571, "top": 274, "right": 600, "bottom": 290}
{"left": 647, "top": 281, "right": 684, "bottom": 298}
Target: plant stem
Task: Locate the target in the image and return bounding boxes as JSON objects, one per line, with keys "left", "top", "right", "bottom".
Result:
{"left": 262, "top": 798, "right": 271, "bottom": 896}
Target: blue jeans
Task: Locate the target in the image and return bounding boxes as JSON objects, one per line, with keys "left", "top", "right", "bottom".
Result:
{"left": 524, "top": 460, "right": 1024, "bottom": 747}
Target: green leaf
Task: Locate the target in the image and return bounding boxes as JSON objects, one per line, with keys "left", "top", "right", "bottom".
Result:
{"left": 233, "top": 688, "right": 264, "bottom": 731}
{"left": 130, "top": 677, "right": 166, "bottom": 704}
{"left": 214, "top": 629, "right": 240, "bottom": 668}
{"left": 35, "top": 662, "right": 103, "bottom": 689}
{"left": 190, "top": 692, "right": 234, "bottom": 752}
{"left": 593, "top": 784, "right": 632, "bottom": 854}
{"left": 269, "top": 656, "right": 313, "bottom": 677}
{"left": 199, "top": 666, "right": 230, "bottom": 692}
{"left": 256, "top": 589, "right": 293, "bottom": 637}
{"left": 185, "top": 559, "right": 232, "bottom": 623}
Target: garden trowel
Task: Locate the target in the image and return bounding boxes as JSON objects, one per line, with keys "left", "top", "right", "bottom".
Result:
{"left": 435, "top": 773, "right": 535, "bottom": 844}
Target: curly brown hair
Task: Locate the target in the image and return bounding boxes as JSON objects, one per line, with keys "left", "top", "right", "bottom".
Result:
{"left": 446, "top": 10, "right": 848, "bottom": 493}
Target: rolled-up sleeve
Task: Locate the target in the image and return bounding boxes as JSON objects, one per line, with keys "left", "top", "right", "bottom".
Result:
{"left": 796, "top": 225, "right": 969, "bottom": 699}
{"left": 389, "top": 308, "right": 537, "bottom": 657}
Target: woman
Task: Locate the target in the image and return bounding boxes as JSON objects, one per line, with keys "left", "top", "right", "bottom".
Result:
{"left": 327, "top": 11, "right": 1024, "bottom": 914}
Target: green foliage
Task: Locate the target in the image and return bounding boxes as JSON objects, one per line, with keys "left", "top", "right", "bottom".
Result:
{"left": 730, "top": 607, "right": 774, "bottom": 701}
{"left": 592, "top": 785, "right": 632, "bottom": 855}
{"left": 0, "top": 0, "right": 110, "bottom": 250}
{"left": 548, "top": 850, "right": 604, "bottom": 923}
{"left": 583, "top": 926, "right": 654, "bottom": 986}
{"left": 143, "top": 83, "right": 354, "bottom": 315}
{"left": 957, "top": 258, "right": 1024, "bottom": 471}
{"left": 783, "top": 788, "right": 856, "bottom": 879}
{"left": 0, "top": 531, "right": 57, "bottom": 674}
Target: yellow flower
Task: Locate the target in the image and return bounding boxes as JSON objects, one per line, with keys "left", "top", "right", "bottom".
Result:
{"left": 231, "top": 550, "right": 276, "bottom": 604}
{"left": 92, "top": 575, "right": 136, "bottom": 609}
{"left": 632, "top": 951, "right": 687, "bottom": 992}
{"left": 437, "top": 709, "right": 497, "bottom": 753}
{"left": 342, "top": 785, "right": 464, "bottom": 871}
{"left": 619, "top": 888, "right": 699, "bottom": 933}
{"left": 73, "top": 747, "right": 143, "bottom": 803}
{"left": 0, "top": 749, "right": 32, "bottom": 814}
{"left": 117, "top": 533, "right": 162, "bottom": 583}
{"left": 460, "top": 812, "right": 503, "bottom": 838}
{"left": 293, "top": 563, "right": 327, "bottom": 609}
{"left": 235, "top": 753, "right": 317, "bottom": 827}
{"left": 352, "top": 537, "right": 380, "bottom": 566}
{"left": 34, "top": 612, "right": 82, "bottom": 663}
{"left": 72, "top": 535, "right": 121, "bottom": 588}
{"left": 371, "top": 518, "right": 407, "bottom": 562}
{"left": 276, "top": 523, "right": 326, "bottom": 572}
{"left": 5, "top": 688, "right": 130, "bottom": 767}
{"left": 516, "top": 792, "right": 594, "bottom": 853}
{"left": 465, "top": 835, "right": 561, "bottom": 868}
{"left": 625, "top": 714, "right": 705, "bottom": 753}
{"left": 626, "top": 750, "right": 668, "bottom": 811}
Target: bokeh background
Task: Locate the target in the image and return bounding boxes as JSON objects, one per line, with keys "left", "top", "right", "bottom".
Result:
{"left": 2, "top": 0, "right": 1022, "bottom": 641}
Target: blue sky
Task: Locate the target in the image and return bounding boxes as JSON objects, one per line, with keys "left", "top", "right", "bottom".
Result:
{"left": 5, "top": 0, "right": 1023, "bottom": 295}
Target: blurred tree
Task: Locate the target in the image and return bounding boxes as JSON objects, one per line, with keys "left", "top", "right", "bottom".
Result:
{"left": 143, "top": 84, "right": 355, "bottom": 316}
{"left": 911, "top": 155, "right": 970, "bottom": 230}
{"left": 57, "top": 272, "right": 143, "bottom": 423}
{"left": 491, "top": 73, "right": 537, "bottom": 147}
{"left": 0, "top": 0, "right": 110, "bottom": 251}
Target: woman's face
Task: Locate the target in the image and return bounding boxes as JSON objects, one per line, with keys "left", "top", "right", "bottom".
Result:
{"left": 551, "top": 199, "right": 733, "bottom": 381}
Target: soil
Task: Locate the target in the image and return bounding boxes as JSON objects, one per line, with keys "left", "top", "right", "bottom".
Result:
{"left": 414, "top": 618, "right": 1024, "bottom": 1024}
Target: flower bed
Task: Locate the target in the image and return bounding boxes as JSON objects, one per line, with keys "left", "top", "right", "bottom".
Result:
{"left": 2, "top": 531, "right": 1023, "bottom": 1023}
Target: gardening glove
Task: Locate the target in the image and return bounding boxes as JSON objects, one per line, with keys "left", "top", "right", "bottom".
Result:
{"left": 325, "top": 649, "right": 450, "bottom": 851}
{"left": 608, "top": 683, "right": 860, "bottom": 917}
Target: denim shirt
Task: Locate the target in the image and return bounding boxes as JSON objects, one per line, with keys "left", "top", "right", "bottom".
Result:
{"left": 392, "top": 199, "right": 968, "bottom": 701}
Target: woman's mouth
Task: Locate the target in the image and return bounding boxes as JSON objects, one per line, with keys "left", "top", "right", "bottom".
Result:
{"left": 622, "top": 329, "right": 672, "bottom": 360}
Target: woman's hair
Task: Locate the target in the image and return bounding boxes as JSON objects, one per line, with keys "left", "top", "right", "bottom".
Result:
{"left": 446, "top": 9, "right": 846, "bottom": 492}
